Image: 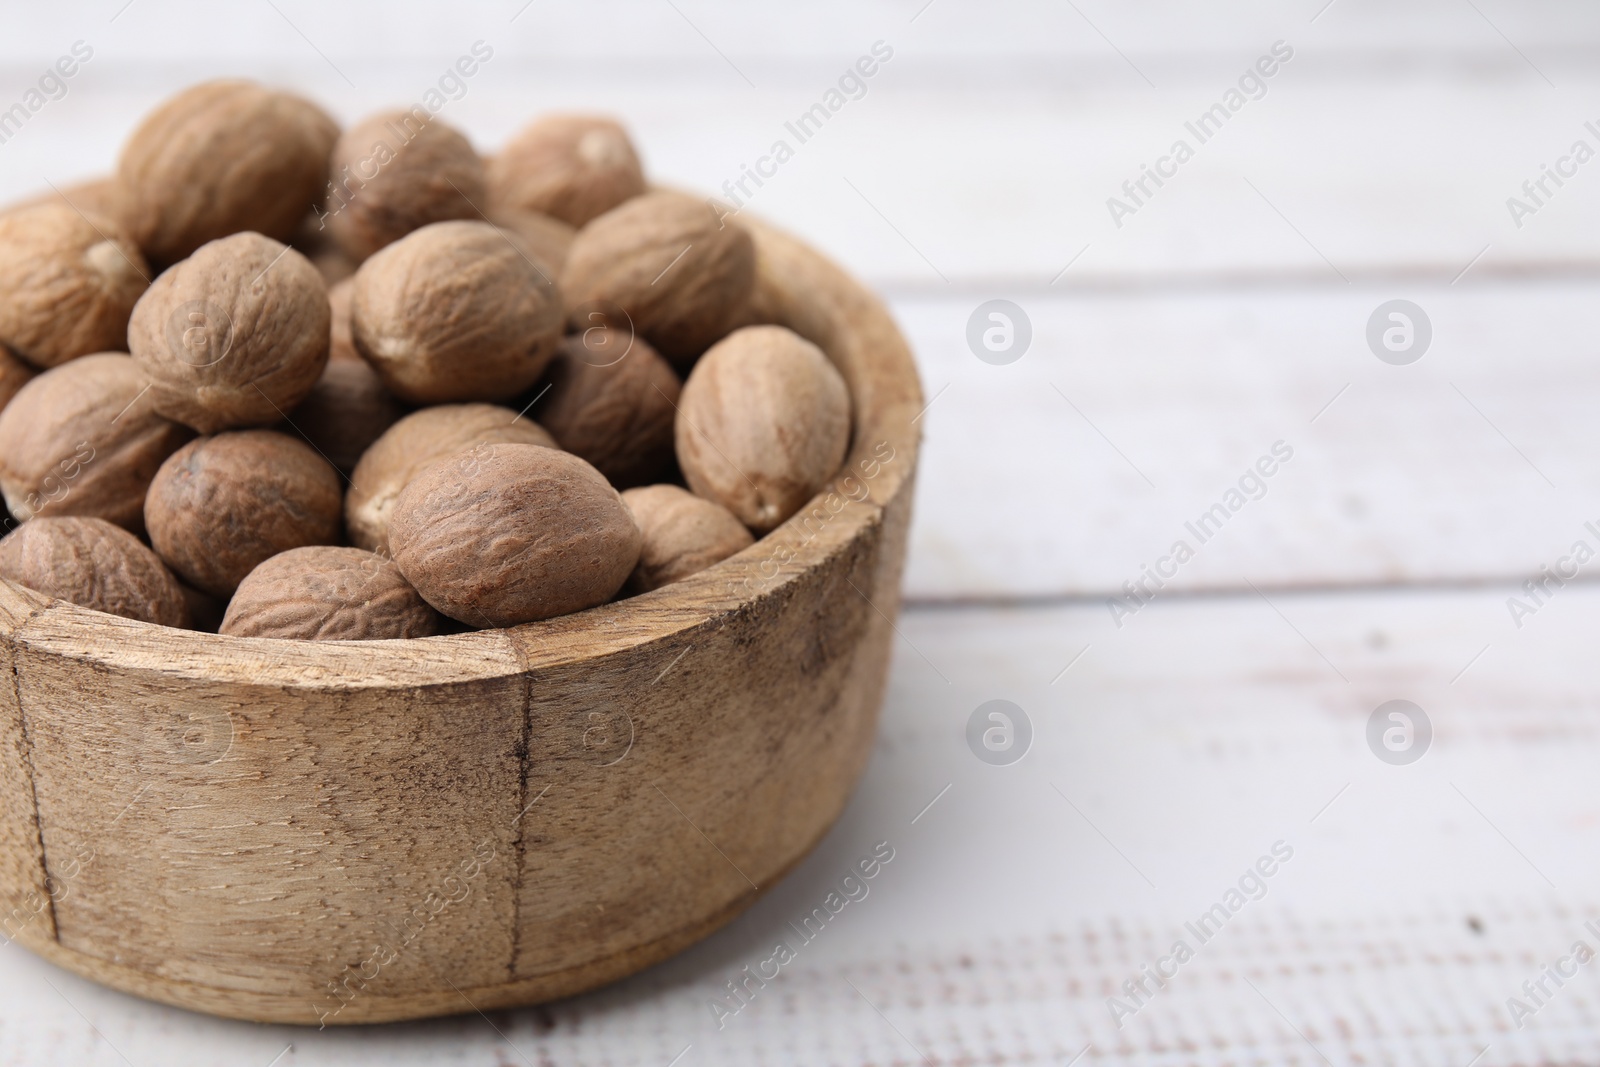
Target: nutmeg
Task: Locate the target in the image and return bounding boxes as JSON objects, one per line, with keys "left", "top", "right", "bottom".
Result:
{"left": 221, "top": 546, "right": 441, "bottom": 641}
{"left": 675, "top": 325, "right": 851, "bottom": 533}
{"left": 285, "top": 359, "right": 406, "bottom": 477}
{"left": 0, "top": 203, "right": 150, "bottom": 369}
{"left": 560, "top": 191, "right": 754, "bottom": 367}
{"left": 350, "top": 220, "right": 562, "bottom": 405}
{"left": 0, "top": 353, "right": 192, "bottom": 530}
{"left": 0, "top": 344, "right": 33, "bottom": 413}
{"left": 144, "top": 430, "right": 343, "bottom": 597}
{"left": 345, "top": 403, "right": 557, "bottom": 554}
{"left": 325, "top": 109, "right": 488, "bottom": 262}
{"left": 389, "top": 443, "right": 640, "bottom": 627}
{"left": 117, "top": 80, "right": 339, "bottom": 264}
{"left": 0, "top": 515, "right": 188, "bottom": 627}
{"left": 533, "top": 329, "right": 680, "bottom": 489}
{"left": 621, "top": 484, "right": 752, "bottom": 594}
{"left": 488, "top": 115, "right": 646, "bottom": 228}
{"left": 128, "top": 232, "right": 331, "bottom": 433}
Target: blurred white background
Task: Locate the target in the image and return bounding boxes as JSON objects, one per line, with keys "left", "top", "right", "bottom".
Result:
{"left": 5, "top": 3, "right": 1600, "bottom": 1064}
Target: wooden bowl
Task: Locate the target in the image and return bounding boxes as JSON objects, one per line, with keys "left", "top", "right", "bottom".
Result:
{"left": 0, "top": 218, "right": 921, "bottom": 1025}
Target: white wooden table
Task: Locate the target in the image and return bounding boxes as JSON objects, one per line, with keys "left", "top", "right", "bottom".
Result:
{"left": 4, "top": 2, "right": 1600, "bottom": 1063}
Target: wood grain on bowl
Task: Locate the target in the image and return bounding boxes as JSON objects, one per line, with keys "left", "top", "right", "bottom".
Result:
{"left": 0, "top": 217, "right": 920, "bottom": 1025}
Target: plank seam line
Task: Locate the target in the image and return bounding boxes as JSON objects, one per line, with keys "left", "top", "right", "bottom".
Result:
{"left": 505, "top": 631, "right": 534, "bottom": 984}
{"left": 900, "top": 572, "right": 1599, "bottom": 611}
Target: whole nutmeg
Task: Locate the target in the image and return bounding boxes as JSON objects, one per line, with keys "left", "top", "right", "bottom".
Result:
{"left": 351, "top": 220, "right": 562, "bottom": 405}
{"left": 534, "top": 329, "right": 680, "bottom": 489}
{"left": 325, "top": 109, "right": 488, "bottom": 262}
{"left": 486, "top": 206, "right": 574, "bottom": 280}
{"left": 0, "top": 204, "right": 150, "bottom": 368}
{"left": 221, "top": 546, "right": 441, "bottom": 641}
{"left": 0, "top": 353, "right": 192, "bottom": 529}
{"left": 488, "top": 115, "right": 646, "bottom": 228}
{"left": 0, "top": 344, "right": 33, "bottom": 413}
{"left": 676, "top": 325, "right": 851, "bottom": 533}
{"left": 560, "top": 191, "right": 755, "bottom": 367}
{"left": 389, "top": 443, "right": 641, "bottom": 627}
{"left": 145, "top": 430, "right": 343, "bottom": 597}
{"left": 622, "top": 484, "right": 753, "bottom": 594}
{"left": 0, "top": 516, "right": 188, "bottom": 627}
{"left": 286, "top": 359, "right": 406, "bottom": 476}
{"left": 128, "top": 232, "right": 331, "bottom": 433}
{"left": 117, "top": 80, "right": 339, "bottom": 264}
{"left": 346, "top": 403, "right": 556, "bottom": 554}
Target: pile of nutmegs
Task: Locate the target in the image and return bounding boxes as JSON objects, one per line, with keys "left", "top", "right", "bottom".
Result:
{"left": 0, "top": 81, "right": 852, "bottom": 640}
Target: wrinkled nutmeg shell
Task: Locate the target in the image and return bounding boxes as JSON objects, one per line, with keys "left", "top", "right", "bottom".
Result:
{"left": 326, "top": 109, "right": 488, "bottom": 262}
{"left": 345, "top": 403, "right": 557, "bottom": 554}
{"left": 0, "top": 353, "right": 193, "bottom": 530}
{"left": 0, "top": 344, "right": 33, "bottom": 413}
{"left": 390, "top": 443, "right": 640, "bottom": 628}
{"left": 0, "top": 515, "right": 188, "bottom": 627}
{"left": 675, "top": 325, "right": 851, "bottom": 533}
{"left": 488, "top": 114, "right": 646, "bottom": 228}
{"left": 144, "top": 430, "right": 343, "bottom": 597}
{"left": 560, "top": 191, "right": 755, "bottom": 368}
{"left": 221, "top": 546, "right": 441, "bottom": 641}
{"left": 286, "top": 358, "right": 406, "bottom": 477}
{"left": 117, "top": 80, "right": 339, "bottom": 264}
{"left": 351, "top": 220, "right": 563, "bottom": 405}
{"left": 621, "top": 484, "right": 753, "bottom": 594}
{"left": 0, "top": 204, "right": 150, "bottom": 369}
{"left": 128, "top": 232, "right": 331, "bottom": 433}
{"left": 534, "top": 330, "right": 680, "bottom": 489}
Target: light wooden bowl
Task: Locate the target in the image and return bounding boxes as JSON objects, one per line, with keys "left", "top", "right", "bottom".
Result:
{"left": 0, "top": 218, "right": 921, "bottom": 1025}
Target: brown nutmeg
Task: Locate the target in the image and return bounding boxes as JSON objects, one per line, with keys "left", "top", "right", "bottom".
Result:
{"left": 117, "top": 80, "right": 339, "bottom": 264}
{"left": 560, "top": 191, "right": 754, "bottom": 367}
{"left": 0, "top": 516, "right": 188, "bottom": 627}
{"left": 488, "top": 115, "right": 646, "bottom": 228}
{"left": 285, "top": 359, "right": 406, "bottom": 477}
{"left": 0, "top": 203, "right": 150, "bottom": 369}
{"left": 351, "top": 220, "right": 562, "bottom": 405}
{"left": 676, "top": 325, "right": 851, "bottom": 533}
{"left": 145, "top": 430, "right": 343, "bottom": 597}
{"left": 534, "top": 329, "right": 680, "bottom": 489}
{"left": 389, "top": 443, "right": 640, "bottom": 627}
{"left": 346, "top": 403, "right": 557, "bottom": 554}
{"left": 486, "top": 206, "right": 574, "bottom": 280}
{"left": 325, "top": 109, "right": 488, "bottom": 262}
{"left": 622, "top": 484, "right": 752, "bottom": 594}
{"left": 128, "top": 232, "right": 331, "bottom": 433}
{"left": 221, "top": 546, "right": 441, "bottom": 641}
{"left": 0, "top": 344, "right": 33, "bottom": 413}
{"left": 0, "top": 353, "right": 192, "bottom": 530}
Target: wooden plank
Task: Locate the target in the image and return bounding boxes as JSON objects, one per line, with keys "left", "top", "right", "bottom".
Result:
{"left": 897, "top": 279, "right": 1600, "bottom": 598}
{"left": 5, "top": 48, "right": 1600, "bottom": 288}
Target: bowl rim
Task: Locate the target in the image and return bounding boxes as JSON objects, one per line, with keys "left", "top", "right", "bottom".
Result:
{"left": 2, "top": 214, "right": 924, "bottom": 684}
